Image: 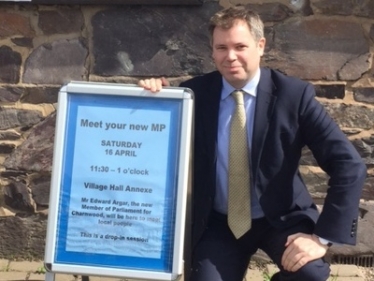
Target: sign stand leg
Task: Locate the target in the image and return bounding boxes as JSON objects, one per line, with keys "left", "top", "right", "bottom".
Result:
{"left": 45, "top": 271, "right": 55, "bottom": 281}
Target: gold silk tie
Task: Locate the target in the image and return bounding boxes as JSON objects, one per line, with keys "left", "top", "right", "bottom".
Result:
{"left": 228, "top": 90, "right": 252, "bottom": 239}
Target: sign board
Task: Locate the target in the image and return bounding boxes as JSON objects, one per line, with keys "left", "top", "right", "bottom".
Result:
{"left": 44, "top": 81, "right": 193, "bottom": 281}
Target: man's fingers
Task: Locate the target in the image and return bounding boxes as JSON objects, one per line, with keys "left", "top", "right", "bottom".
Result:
{"left": 286, "top": 254, "right": 309, "bottom": 272}
{"left": 285, "top": 232, "right": 301, "bottom": 247}
{"left": 161, "top": 77, "right": 170, "bottom": 87}
{"left": 145, "top": 78, "right": 161, "bottom": 92}
{"left": 138, "top": 77, "right": 169, "bottom": 93}
{"left": 281, "top": 233, "right": 302, "bottom": 267}
{"left": 281, "top": 233, "right": 328, "bottom": 272}
{"left": 289, "top": 255, "right": 310, "bottom": 272}
{"left": 282, "top": 246, "right": 310, "bottom": 272}
{"left": 281, "top": 243, "right": 297, "bottom": 270}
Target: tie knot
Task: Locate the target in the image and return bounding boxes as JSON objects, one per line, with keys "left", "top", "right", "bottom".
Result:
{"left": 232, "top": 90, "right": 244, "bottom": 105}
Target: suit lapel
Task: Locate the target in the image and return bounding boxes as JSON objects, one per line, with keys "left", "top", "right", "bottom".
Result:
{"left": 202, "top": 72, "right": 222, "bottom": 164}
{"left": 252, "top": 68, "right": 277, "bottom": 179}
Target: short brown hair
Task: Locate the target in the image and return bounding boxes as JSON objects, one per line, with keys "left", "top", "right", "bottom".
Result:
{"left": 209, "top": 6, "right": 264, "bottom": 42}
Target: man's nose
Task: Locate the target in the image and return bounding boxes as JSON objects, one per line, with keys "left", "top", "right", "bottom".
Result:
{"left": 227, "top": 49, "right": 237, "bottom": 60}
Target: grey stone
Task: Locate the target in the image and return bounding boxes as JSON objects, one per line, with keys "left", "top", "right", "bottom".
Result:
{"left": 289, "top": 0, "right": 314, "bottom": 16}
{"left": 264, "top": 26, "right": 274, "bottom": 54}
{"left": 0, "top": 107, "right": 43, "bottom": 130}
{"left": 0, "top": 87, "right": 23, "bottom": 102}
{"left": 338, "top": 53, "right": 371, "bottom": 81}
{"left": 0, "top": 86, "right": 61, "bottom": 104}
{"left": 300, "top": 166, "right": 329, "bottom": 194}
{"left": 362, "top": 177, "right": 374, "bottom": 201}
{"left": 0, "top": 170, "right": 27, "bottom": 179}
{"left": 314, "top": 84, "right": 345, "bottom": 99}
{"left": 267, "top": 19, "right": 369, "bottom": 80}
{"left": 312, "top": 0, "right": 374, "bottom": 18}
{"left": 300, "top": 147, "right": 318, "bottom": 166}
{"left": 246, "top": 3, "right": 293, "bottom": 22}
{"left": 23, "top": 38, "right": 87, "bottom": 84}
{"left": 30, "top": 175, "right": 51, "bottom": 207}
{"left": 21, "top": 86, "right": 60, "bottom": 104}
{"left": 3, "top": 113, "right": 56, "bottom": 172}
{"left": 3, "top": 181, "right": 35, "bottom": 213}
{"left": 351, "top": 139, "right": 373, "bottom": 160}
{"left": 363, "top": 135, "right": 374, "bottom": 145}
{"left": 353, "top": 88, "right": 374, "bottom": 104}
{"left": 92, "top": 4, "right": 219, "bottom": 76}
{"left": 0, "top": 86, "right": 59, "bottom": 104}
{"left": 322, "top": 103, "right": 374, "bottom": 130}
{"left": 0, "top": 215, "right": 47, "bottom": 260}
{"left": 341, "top": 128, "right": 364, "bottom": 135}
{"left": 0, "top": 12, "right": 34, "bottom": 39}
{"left": 0, "top": 46, "right": 22, "bottom": 84}
{"left": 33, "top": 0, "right": 201, "bottom": 4}
{"left": 38, "top": 9, "right": 84, "bottom": 35}
{"left": 0, "top": 143, "right": 15, "bottom": 154}
{"left": 0, "top": 131, "right": 21, "bottom": 141}
{"left": 11, "top": 37, "right": 33, "bottom": 48}
{"left": 25, "top": 215, "right": 48, "bottom": 259}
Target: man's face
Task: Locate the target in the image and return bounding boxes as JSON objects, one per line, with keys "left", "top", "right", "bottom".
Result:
{"left": 212, "top": 20, "right": 266, "bottom": 89}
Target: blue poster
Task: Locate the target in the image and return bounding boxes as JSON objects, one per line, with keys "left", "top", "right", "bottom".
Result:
{"left": 55, "top": 93, "right": 182, "bottom": 272}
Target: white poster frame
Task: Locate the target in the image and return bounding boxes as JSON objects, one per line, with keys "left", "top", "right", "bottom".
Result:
{"left": 44, "top": 81, "right": 193, "bottom": 281}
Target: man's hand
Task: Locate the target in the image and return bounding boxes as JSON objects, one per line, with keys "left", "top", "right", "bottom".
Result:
{"left": 281, "top": 233, "right": 328, "bottom": 272}
{"left": 138, "top": 77, "right": 170, "bottom": 93}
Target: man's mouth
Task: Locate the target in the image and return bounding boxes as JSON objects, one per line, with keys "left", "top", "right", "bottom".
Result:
{"left": 225, "top": 66, "right": 241, "bottom": 72}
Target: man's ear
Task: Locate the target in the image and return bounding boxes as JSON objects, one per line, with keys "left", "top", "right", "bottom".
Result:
{"left": 258, "top": 37, "right": 266, "bottom": 56}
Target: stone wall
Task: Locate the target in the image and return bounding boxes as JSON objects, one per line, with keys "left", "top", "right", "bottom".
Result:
{"left": 0, "top": 0, "right": 373, "bottom": 260}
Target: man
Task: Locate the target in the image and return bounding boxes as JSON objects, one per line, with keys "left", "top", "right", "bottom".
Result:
{"left": 139, "top": 6, "right": 366, "bottom": 281}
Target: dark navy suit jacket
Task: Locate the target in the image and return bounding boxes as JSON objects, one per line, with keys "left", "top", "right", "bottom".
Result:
{"left": 180, "top": 68, "right": 366, "bottom": 250}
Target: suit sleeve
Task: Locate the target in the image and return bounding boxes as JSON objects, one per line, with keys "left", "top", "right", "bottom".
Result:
{"left": 299, "top": 84, "right": 367, "bottom": 245}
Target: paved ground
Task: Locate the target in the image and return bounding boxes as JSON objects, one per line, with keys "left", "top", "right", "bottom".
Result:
{"left": 0, "top": 259, "right": 370, "bottom": 281}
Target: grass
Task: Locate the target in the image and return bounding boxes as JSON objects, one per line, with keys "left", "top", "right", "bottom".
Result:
{"left": 262, "top": 271, "right": 272, "bottom": 281}
{"left": 35, "top": 265, "right": 46, "bottom": 274}
{"left": 0, "top": 261, "right": 11, "bottom": 272}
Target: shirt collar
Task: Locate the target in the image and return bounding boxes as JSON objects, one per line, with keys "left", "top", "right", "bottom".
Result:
{"left": 221, "top": 68, "right": 261, "bottom": 100}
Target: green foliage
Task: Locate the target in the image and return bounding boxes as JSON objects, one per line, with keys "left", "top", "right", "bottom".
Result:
{"left": 1, "top": 265, "right": 10, "bottom": 272}
{"left": 263, "top": 271, "right": 272, "bottom": 281}
{"left": 35, "top": 265, "right": 46, "bottom": 274}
